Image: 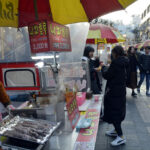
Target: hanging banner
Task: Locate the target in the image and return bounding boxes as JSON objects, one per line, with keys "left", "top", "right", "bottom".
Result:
{"left": 0, "top": 0, "right": 19, "bottom": 27}
{"left": 66, "top": 97, "right": 80, "bottom": 129}
{"left": 28, "top": 21, "right": 72, "bottom": 53}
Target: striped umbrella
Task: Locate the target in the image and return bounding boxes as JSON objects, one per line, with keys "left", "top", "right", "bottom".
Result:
{"left": 143, "top": 40, "right": 150, "bottom": 47}
{"left": 86, "top": 24, "right": 125, "bottom": 44}
{"left": 134, "top": 43, "right": 143, "bottom": 49}
{"left": 0, "top": 0, "right": 136, "bottom": 27}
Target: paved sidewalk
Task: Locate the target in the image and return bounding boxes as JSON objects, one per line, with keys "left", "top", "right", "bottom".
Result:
{"left": 95, "top": 87, "right": 150, "bottom": 150}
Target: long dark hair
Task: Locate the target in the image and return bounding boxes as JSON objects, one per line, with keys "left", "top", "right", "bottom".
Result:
{"left": 128, "top": 46, "right": 135, "bottom": 55}
{"left": 112, "top": 46, "right": 125, "bottom": 58}
{"left": 83, "top": 46, "right": 94, "bottom": 58}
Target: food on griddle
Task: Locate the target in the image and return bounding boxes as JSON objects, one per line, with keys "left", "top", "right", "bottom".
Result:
{"left": 0, "top": 116, "right": 59, "bottom": 144}
{"left": 15, "top": 124, "right": 46, "bottom": 138}
{"left": 14, "top": 125, "right": 43, "bottom": 139}
{"left": 22, "top": 121, "right": 51, "bottom": 132}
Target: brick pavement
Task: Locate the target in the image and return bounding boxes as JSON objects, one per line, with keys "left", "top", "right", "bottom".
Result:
{"left": 95, "top": 87, "right": 150, "bottom": 150}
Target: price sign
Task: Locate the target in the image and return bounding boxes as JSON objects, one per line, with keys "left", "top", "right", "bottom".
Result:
{"left": 66, "top": 97, "right": 80, "bottom": 129}
{"left": 48, "top": 22, "right": 71, "bottom": 52}
{"left": 28, "top": 21, "right": 71, "bottom": 53}
{"left": 28, "top": 21, "right": 49, "bottom": 53}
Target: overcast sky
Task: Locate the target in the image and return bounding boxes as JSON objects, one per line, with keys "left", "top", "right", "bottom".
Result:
{"left": 101, "top": 0, "right": 150, "bottom": 25}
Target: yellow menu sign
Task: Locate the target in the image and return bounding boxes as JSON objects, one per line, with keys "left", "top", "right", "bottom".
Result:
{"left": 0, "top": 0, "right": 18, "bottom": 27}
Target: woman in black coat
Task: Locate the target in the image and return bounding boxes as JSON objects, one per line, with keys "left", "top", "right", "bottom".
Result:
{"left": 127, "top": 46, "right": 138, "bottom": 97}
{"left": 82, "top": 46, "right": 101, "bottom": 94}
{"left": 101, "top": 46, "right": 129, "bottom": 146}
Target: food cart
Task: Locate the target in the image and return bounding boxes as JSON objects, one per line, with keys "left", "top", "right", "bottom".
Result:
{"left": 0, "top": 61, "right": 103, "bottom": 150}
{"left": 0, "top": 22, "right": 103, "bottom": 150}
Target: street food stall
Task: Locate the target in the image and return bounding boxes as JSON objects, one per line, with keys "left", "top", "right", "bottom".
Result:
{"left": 0, "top": 22, "right": 103, "bottom": 150}
{"left": 0, "top": 0, "right": 136, "bottom": 149}
{"left": 0, "top": 61, "right": 103, "bottom": 150}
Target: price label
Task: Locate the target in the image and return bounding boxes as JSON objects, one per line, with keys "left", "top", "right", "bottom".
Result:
{"left": 66, "top": 97, "right": 80, "bottom": 129}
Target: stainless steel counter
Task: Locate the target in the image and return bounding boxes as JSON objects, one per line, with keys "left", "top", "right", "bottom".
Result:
{"left": 44, "top": 97, "right": 103, "bottom": 150}
{"left": 5, "top": 95, "right": 103, "bottom": 150}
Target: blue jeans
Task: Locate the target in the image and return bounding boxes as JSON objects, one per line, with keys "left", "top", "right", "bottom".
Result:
{"left": 138, "top": 73, "right": 150, "bottom": 91}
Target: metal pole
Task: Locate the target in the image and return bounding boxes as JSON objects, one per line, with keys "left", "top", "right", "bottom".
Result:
{"left": 33, "top": 0, "right": 39, "bottom": 20}
{"left": 0, "top": 28, "right": 4, "bottom": 59}
{"left": 53, "top": 52, "right": 57, "bottom": 67}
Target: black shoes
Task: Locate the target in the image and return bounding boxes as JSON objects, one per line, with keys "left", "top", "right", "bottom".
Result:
{"left": 132, "top": 91, "right": 137, "bottom": 97}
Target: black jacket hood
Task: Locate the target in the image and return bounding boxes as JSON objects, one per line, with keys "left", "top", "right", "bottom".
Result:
{"left": 112, "top": 56, "right": 129, "bottom": 68}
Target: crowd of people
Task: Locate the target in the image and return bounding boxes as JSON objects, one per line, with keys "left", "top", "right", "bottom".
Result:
{"left": 126, "top": 46, "right": 150, "bottom": 97}
{"left": 83, "top": 44, "right": 150, "bottom": 146}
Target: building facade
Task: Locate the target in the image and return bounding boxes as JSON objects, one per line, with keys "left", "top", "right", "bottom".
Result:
{"left": 140, "top": 4, "right": 150, "bottom": 41}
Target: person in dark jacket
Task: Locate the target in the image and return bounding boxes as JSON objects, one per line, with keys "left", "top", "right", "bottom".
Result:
{"left": 101, "top": 46, "right": 129, "bottom": 146}
{"left": 137, "top": 46, "right": 150, "bottom": 96}
{"left": 82, "top": 46, "right": 101, "bottom": 94}
{"left": 94, "top": 57, "right": 102, "bottom": 92}
{"left": 127, "top": 46, "right": 138, "bottom": 97}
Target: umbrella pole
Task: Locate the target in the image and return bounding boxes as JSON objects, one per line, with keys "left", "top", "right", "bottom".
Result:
{"left": 0, "top": 28, "right": 4, "bottom": 60}
{"left": 53, "top": 52, "right": 57, "bottom": 68}
{"left": 33, "top": 0, "right": 39, "bottom": 20}
{"left": 97, "top": 39, "right": 99, "bottom": 56}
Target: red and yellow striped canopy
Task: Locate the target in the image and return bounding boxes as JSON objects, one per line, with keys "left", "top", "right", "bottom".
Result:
{"left": 143, "top": 40, "right": 150, "bottom": 47}
{"left": 0, "top": 0, "right": 136, "bottom": 27}
{"left": 87, "top": 24, "right": 125, "bottom": 44}
{"left": 134, "top": 43, "right": 143, "bottom": 49}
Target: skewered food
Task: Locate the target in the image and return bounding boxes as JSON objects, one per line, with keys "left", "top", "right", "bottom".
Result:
{"left": 0, "top": 116, "right": 60, "bottom": 144}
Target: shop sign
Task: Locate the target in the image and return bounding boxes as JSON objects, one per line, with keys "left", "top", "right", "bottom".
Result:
{"left": 28, "top": 21, "right": 71, "bottom": 53}
{"left": 66, "top": 97, "right": 80, "bottom": 129}
{"left": 97, "top": 43, "right": 105, "bottom": 50}
{"left": 95, "top": 39, "right": 106, "bottom": 44}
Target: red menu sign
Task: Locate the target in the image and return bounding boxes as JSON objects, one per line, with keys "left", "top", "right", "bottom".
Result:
{"left": 28, "top": 21, "right": 71, "bottom": 53}
{"left": 66, "top": 97, "right": 80, "bottom": 129}
{"left": 48, "top": 22, "right": 71, "bottom": 52}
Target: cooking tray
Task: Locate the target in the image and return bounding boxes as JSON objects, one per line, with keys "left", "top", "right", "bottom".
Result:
{"left": 2, "top": 137, "right": 44, "bottom": 150}
{"left": 10, "top": 108, "right": 43, "bottom": 118}
{"left": 0, "top": 116, "right": 61, "bottom": 144}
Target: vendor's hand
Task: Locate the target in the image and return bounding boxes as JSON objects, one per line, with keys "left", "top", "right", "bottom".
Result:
{"left": 107, "top": 59, "right": 111, "bottom": 64}
{"left": 7, "top": 105, "right": 16, "bottom": 111}
{"left": 100, "top": 63, "right": 105, "bottom": 67}
{"left": 95, "top": 56, "right": 99, "bottom": 59}
{"left": 95, "top": 66, "right": 101, "bottom": 72}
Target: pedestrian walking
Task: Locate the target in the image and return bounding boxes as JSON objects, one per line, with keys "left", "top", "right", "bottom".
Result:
{"left": 137, "top": 46, "right": 150, "bottom": 96}
{"left": 126, "top": 46, "right": 138, "bottom": 97}
{"left": 82, "top": 46, "right": 101, "bottom": 94}
{"left": 101, "top": 46, "right": 129, "bottom": 146}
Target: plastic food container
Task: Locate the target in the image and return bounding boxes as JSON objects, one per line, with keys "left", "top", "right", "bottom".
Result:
{"left": 76, "top": 92, "right": 86, "bottom": 106}
{"left": 65, "top": 92, "right": 74, "bottom": 104}
{"left": 94, "top": 95, "right": 100, "bottom": 102}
